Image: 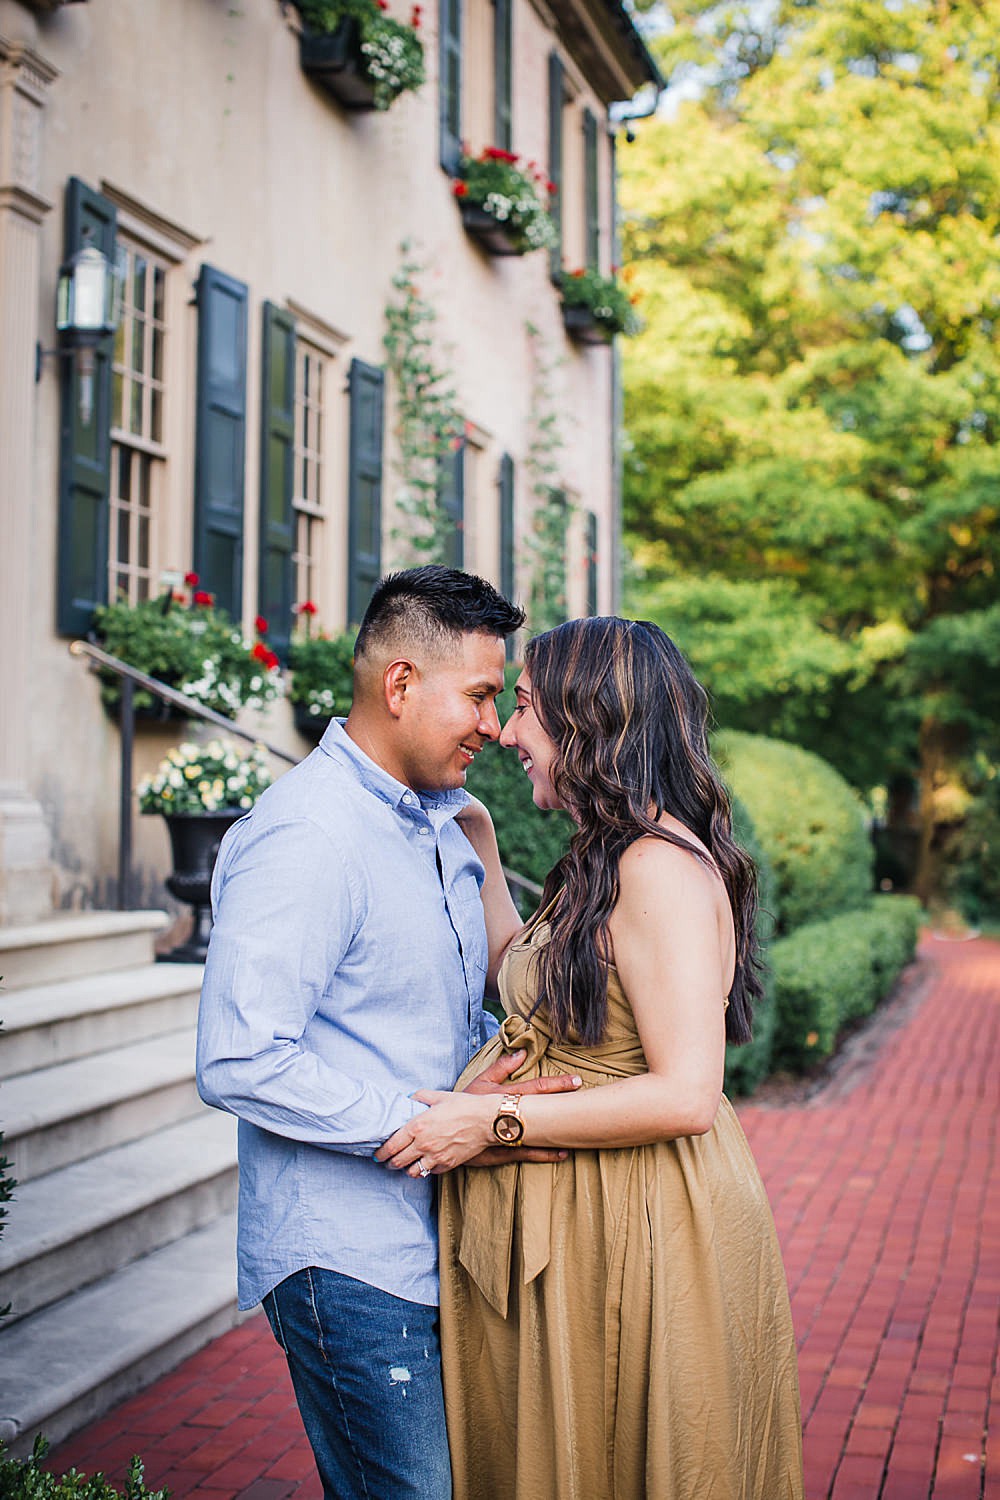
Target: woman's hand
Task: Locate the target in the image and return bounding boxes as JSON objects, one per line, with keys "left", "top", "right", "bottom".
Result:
{"left": 376, "top": 1091, "right": 496, "bottom": 1176}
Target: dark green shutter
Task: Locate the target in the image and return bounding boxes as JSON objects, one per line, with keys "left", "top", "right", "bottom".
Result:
{"left": 583, "top": 109, "right": 600, "bottom": 270}
{"left": 499, "top": 452, "right": 516, "bottom": 658}
{"left": 347, "top": 358, "right": 385, "bottom": 625}
{"left": 438, "top": 445, "right": 465, "bottom": 569}
{"left": 258, "top": 302, "right": 297, "bottom": 659}
{"left": 193, "top": 264, "right": 248, "bottom": 619}
{"left": 498, "top": 453, "right": 515, "bottom": 600}
{"left": 585, "top": 509, "right": 599, "bottom": 615}
{"left": 439, "top": 0, "right": 463, "bottom": 173}
{"left": 548, "top": 52, "right": 564, "bottom": 280}
{"left": 56, "top": 177, "right": 117, "bottom": 636}
{"left": 493, "top": 0, "right": 513, "bottom": 152}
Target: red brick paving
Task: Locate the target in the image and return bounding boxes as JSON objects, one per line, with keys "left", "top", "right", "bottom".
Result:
{"left": 51, "top": 934, "right": 999, "bottom": 1499}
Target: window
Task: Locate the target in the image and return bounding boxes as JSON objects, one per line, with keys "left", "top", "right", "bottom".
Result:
{"left": 438, "top": 444, "right": 465, "bottom": 568}
{"left": 585, "top": 509, "right": 598, "bottom": 616}
{"left": 293, "top": 341, "right": 327, "bottom": 611}
{"left": 439, "top": 0, "right": 463, "bottom": 173}
{"left": 583, "top": 108, "right": 600, "bottom": 270}
{"left": 548, "top": 52, "right": 565, "bottom": 277}
{"left": 494, "top": 0, "right": 513, "bottom": 151}
{"left": 108, "top": 241, "right": 168, "bottom": 603}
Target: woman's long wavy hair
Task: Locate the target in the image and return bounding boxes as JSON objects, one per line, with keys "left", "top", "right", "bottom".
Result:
{"left": 525, "top": 617, "right": 761, "bottom": 1047}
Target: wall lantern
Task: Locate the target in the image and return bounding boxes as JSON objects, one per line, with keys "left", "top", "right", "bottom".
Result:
{"left": 37, "top": 235, "right": 124, "bottom": 425}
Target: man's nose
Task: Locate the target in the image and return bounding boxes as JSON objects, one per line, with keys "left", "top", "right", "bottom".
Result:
{"left": 478, "top": 699, "right": 502, "bottom": 740}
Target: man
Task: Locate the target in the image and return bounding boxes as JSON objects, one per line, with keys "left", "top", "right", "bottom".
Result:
{"left": 197, "top": 567, "right": 574, "bottom": 1500}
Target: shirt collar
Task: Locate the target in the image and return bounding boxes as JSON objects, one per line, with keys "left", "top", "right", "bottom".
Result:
{"left": 318, "top": 717, "right": 470, "bottom": 821}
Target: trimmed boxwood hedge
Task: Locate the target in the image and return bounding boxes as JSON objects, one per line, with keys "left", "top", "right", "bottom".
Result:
{"left": 724, "top": 797, "right": 780, "bottom": 1095}
{"left": 715, "top": 731, "right": 873, "bottom": 934}
{"left": 0, "top": 1437, "right": 167, "bottom": 1498}
{"left": 768, "top": 895, "right": 921, "bottom": 1072}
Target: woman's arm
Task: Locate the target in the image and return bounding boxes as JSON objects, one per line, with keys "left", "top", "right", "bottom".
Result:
{"left": 376, "top": 838, "right": 735, "bottom": 1173}
{"left": 456, "top": 795, "right": 525, "bottom": 995}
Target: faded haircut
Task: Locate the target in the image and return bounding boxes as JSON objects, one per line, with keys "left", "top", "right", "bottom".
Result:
{"left": 354, "top": 566, "right": 524, "bottom": 662}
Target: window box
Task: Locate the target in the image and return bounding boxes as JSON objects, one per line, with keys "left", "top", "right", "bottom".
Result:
{"left": 561, "top": 303, "right": 613, "bottom": 345}
{"left": 299, "top": 21, "right": 379, "bottom": 112}
{"left": 458, "top": 202, "right": 526, "bottom": 257}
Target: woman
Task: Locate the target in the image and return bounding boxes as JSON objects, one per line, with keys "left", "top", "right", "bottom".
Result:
{"left": 377, "top": 618, "right": 804, "bottom": 1500}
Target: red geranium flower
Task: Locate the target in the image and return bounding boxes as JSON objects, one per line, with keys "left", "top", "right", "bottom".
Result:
{"left": 251, "top": 642, "right": 280, "bottom": 671}
{"left": 296, "top": 600, "right": 318, "bottom": 616}
{"left": 453, "top": 181, "right": 469, "bottom": 198}
{"left": 193, "top": 590, "right": 215, "bottom": 607}
{"left": 255, "top": 615, "right": 269, "bottom": 636}
{"left": 547, "top": 181, "right": 558, "bottom": 195}
{"left": 184, "top": 571, "right": 200, "bottom": 586}
{"left": 571, "top": 268, "right": 585, "bottom": 278}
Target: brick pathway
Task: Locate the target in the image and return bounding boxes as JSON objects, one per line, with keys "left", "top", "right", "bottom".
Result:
{"left": 51, "top": 934, "right": 999, "bottom": 1500}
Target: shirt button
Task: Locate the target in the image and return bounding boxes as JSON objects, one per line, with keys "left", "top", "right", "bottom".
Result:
{"left": 418, "top": 826, "right": 430, "bottom": 835}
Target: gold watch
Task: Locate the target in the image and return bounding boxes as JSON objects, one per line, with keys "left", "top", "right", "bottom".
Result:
{"left": 492, "top": 1092, "right": 524, "bottom": 1146}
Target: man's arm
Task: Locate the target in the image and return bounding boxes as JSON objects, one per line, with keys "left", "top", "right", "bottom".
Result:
{"left": 196, "top": 815, "right": 427, "bottom": 1156}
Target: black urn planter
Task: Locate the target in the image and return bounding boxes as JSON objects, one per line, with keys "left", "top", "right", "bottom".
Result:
{"left": 561, "top": 303, "right": 614, "bottom": 345}
{"left": 299, "top": 21, "right": 378, "bottom": 111}
{"left": 458, "top": 201, "right": 526, "bottom": 257}
{"left": 159, "top": 811, "right": 245, "bottom": 964}
{"left": 103, "top": 693, "right": 191, "bottom": 729}
{"left": 293, "top": 699, "right": 329, "bottom": 742}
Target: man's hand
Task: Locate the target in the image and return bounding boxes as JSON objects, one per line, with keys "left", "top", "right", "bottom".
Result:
{"left": 461, "top": 1049, "right": 580, "bottom": 1167}
{"left": 464, "top": 1048, "right": 582, "bottom": 1098}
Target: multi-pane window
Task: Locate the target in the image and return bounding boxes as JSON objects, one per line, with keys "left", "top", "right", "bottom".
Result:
{"left": 109, "top": 242, "right": 167, "bottom": 602}
{"left": 292, "top": 341, "right": 327, "bottom": 610}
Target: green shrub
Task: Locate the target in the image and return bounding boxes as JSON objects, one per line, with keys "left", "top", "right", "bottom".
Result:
{"left": 724, "top": 796, "right": 779, "bottom": 1095}
{"left": 715, "top": 731, "right": 873, "bottom": 934}
{"left": 769, "top": 895, "right": 921, "bottom": 1071}
{"left": 287, "top": 632, "right": 355, "bottom": 722}
{"left": 0, "top": 1437, "right": 168, "bottom": 1499}
{"left": 945, "top": 760, "right": 1000, "bottom": 924}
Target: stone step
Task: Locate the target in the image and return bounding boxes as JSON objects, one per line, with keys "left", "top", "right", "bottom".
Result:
{"left": 2, "top": 1029, "right": 203, "bottom": 1184}
{"left": 0, "top": 1213, "right": 244, "bottom": 1459}
{"left": 0, "top": 1111, "right": 238, "bottom": 1325}
{"left": 0, "top": 963, "right": 203, "bottom": 1081}
{"left": 0, "top": 910, "right": 169, "bottom": 990}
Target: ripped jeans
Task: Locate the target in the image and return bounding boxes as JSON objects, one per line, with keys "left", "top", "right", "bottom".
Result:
{"left": 262, "top": 1267, "right": 452, "bottom": 1500}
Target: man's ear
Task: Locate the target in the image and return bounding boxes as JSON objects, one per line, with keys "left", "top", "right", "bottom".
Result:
{"left": 384, "top": 659, "right": 414, "bottom": 719}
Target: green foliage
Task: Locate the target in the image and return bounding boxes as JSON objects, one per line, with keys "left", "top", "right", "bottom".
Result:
{"left": 455, "top": 150, "right": 557, "bottom": 253}
{"left": 464, "top": 672, "right": 573, "bottom": 891}
{"left": 620, "top": 0, "right": 1000, "bottom": 898}
{"left": 558, "top": 268, "right": 642, "bottom": 338}
{"left": 137, "top": 739, "right": 272, "bottom": 816}
{"left": 945, "top": 758, "right": 1000, "bottom": 924}
{"left": 0, "top": 1437, "right": 168, "bottom": 1499}
{"left": 93, "top": 593, "right": 279, "bottom": 719}
{"left": 716, "top": 732, "right": 873, "bottom": 933}
{"left": 768, "top": 896, "right": 921, "bottom": 1072}
{"left": 287, "top": 632, "right": 355, "bottom": 720}
{"left": 523, "top": 326, "right": 571, "bottom": 633}
{"left": 383, "top": 248, "right": 464, "bottom": 563}
{"left": 296, "top": 0, "right": 425, "bottom": 110}
{"left": 724, "top": 797, "right": 779, "bottom": 1095}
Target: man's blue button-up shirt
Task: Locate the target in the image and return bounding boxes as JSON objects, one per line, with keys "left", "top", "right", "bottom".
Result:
{"left": 196, "top": 718, "right": 494, "bottom": 1310}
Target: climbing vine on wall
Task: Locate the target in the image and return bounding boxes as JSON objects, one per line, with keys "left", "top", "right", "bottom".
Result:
{"left": 383, "top": 245, "right": 464, "bottom": 565}
{"left": 523, "top": 322, "right": 571, "bottom": 632}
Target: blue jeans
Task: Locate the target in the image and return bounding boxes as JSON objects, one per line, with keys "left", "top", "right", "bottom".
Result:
{"left": 262, "top": 1267, "right": 452, "bottom": 1500}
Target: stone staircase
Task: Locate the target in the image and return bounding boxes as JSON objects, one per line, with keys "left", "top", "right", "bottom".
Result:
{"left": 0, "top": 912, "right": 241, "bottom": 1459}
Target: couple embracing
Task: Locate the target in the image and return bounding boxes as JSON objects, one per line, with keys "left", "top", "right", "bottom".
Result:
{"left": 196, "top": 566, "right": 804, "bottom": 1500}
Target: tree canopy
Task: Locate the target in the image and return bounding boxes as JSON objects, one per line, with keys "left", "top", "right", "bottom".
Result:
{"left": 620, "top": 0, "right": 1000, "bottom": 896}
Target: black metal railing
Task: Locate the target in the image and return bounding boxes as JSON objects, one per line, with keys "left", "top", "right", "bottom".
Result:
{"left": 71, "top": 639, "right": 543, "bottom": 914}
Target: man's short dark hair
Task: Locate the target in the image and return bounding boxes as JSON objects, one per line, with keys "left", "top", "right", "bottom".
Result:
{"left": 355, "top": 566, "right": 525, "bottom": 660}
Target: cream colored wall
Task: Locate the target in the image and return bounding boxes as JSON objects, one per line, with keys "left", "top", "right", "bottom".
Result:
{"left": 14, "top": 0, "right": 620, "bottom": 909}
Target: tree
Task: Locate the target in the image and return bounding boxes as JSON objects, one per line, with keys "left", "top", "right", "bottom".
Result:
{"left": 621, "top": 0, "right": 1000, "bottom": 899}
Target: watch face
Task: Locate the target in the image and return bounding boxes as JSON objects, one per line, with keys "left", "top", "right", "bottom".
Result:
{"left": 493, "top": 1113, "right": 524, "bottom": 1144}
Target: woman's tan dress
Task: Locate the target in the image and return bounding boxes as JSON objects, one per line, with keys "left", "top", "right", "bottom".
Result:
{"left": 439, "top": 910, "right": 804, "bottom": 1500}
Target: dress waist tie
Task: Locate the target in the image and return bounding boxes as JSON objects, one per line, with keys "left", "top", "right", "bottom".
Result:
{"left": 453, "top": 1011, "right": 647, "bottom": 1318}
